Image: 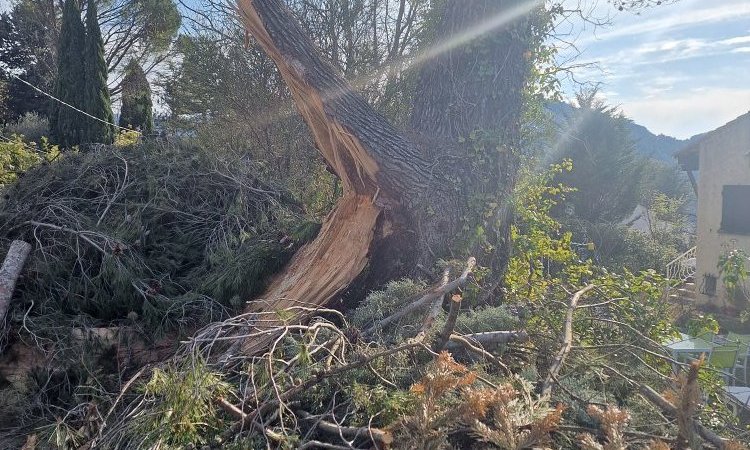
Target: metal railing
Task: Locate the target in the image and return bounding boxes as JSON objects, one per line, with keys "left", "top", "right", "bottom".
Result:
{"left": 666, "top": 245, "right": 697, "bottom": 286}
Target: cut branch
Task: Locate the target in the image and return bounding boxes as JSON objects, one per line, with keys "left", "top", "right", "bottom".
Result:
{"left": 639, "top": 385, "right": 728, "bottom": 448}
{"left": 297, "top": 410, "right": 393, "bottom": 447}
{"left": 446, "top": 330, "right": 529, "bottom": 349}
{"left": 0, "top": 240, "right": 32, "bottom": 329}
{"left": 433, "top": 290, "right": 462, "bottom": 351}
{"left": 539, "top": 284, "right": 595, "bottom": 397}
{"left": 363, "top": 257, "right": 476, "bottom": 338}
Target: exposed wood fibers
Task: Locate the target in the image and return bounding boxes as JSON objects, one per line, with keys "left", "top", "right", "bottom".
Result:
{"left": 236, "top": 0, "right": 387, "bottom": 353}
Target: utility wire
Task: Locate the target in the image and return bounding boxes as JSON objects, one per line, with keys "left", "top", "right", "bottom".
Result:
{"left": 4, "top": 70, "right": 140, "bottom": 135}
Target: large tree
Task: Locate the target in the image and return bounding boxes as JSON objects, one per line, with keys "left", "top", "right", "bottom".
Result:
{"left": 3, "top": 0, "right": 58, "bottom": 119}
{"left": 233, "top": 0, "right": 539, "bottom": 354}
{"left": 83, "top": 0, "right": 115, "bottom": 144}
{"left": 3, "top": 0, "right": 179, "bottom": 121}
{"left": 50, "top": 0, "right": 86, "bottom": 147}
{"left": 100, "top": 0, "right": 181, "bottom": 94}
{"left": 551, "top": 90, "right": 643, "bottom": 224}
{"left": 119, "top": 59, "right": 153, "bottom": 132}
{"left": 0, "top": 12, "right": 33, "bottom": 123}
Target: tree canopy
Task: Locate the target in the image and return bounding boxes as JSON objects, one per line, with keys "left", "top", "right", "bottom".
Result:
{"left": 83, "top": 0, "right": 115, "bottom": 144}
{"left": 50, "top": 0, "right": 87, "bottom": 147}
{"left": 119, "top": 59, "right": 153, "bottom": 132}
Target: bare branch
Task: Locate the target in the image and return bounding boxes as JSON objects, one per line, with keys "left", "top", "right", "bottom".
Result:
{"left": 539, "top": 284, "right": 595, "bottom": 397}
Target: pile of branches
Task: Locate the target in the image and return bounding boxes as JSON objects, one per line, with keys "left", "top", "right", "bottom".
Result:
{"left": 0, "top": 139, "right": 319, "bottom": 433}
{"left": 0, "top": 139, "right": 318, "bottom": 337}
{"left": 2, "top": 258, "right": 743, "bottom": 449}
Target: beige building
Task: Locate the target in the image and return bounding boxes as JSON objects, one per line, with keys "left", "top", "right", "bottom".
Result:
{"left": 675, "top": 112, "right": 750, "bottom": 305}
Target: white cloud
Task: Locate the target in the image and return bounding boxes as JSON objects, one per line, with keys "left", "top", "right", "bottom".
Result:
{"left": 622, "top": 87, "right": 750, "bottom": 139}
{"left": 592, "top": 34, "right": 750, "bottom": 68}
{"left": 719, "top": 36, "right": 750, "bottom": 46}
{"left": 578, "top": 1, "right": 750, "bottom": 46}
{"left": 732, "top": 47, "right": 750, "bottom": 53}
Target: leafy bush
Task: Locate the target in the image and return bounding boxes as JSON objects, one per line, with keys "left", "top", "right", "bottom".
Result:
{"left": 5, "top": 112, "right": 49, "bottom": 143}
{"left": 113, "top": 128, "right": 141, "bottom": 148}
{"left": 454, "top": 305, "right": 519, "bottom": 334}
{"left": 718, "top": 244, "right": 749, "bottom": 304}
{"left": 0, "top": 134, "right": 58, "bottom": 187}
{"left": 349, "top": 278, "right": 427, "bottom": 331}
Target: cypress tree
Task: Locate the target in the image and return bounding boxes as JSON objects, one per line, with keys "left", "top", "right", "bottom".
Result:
{"left": 119, "top": 60, "right": 153, "bottom": 133}
{"left": 83, "top": 0, "right": 114, "bottom": 144}
{"left": 50, "top": 0, "right": 86, "bottom": 147}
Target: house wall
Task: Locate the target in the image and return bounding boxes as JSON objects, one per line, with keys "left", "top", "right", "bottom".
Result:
{"left": 694, "top": 113, "right": 750, "bottom": 305}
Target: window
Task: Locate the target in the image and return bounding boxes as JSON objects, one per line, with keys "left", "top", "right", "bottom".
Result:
{"left": 701, "top": 273, "right": 717, "bottom": 297}
{"left": 721, "top": 185, "right": 750, "bottom": 235}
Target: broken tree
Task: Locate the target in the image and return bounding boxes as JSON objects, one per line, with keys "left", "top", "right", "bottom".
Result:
{"left": 234, "top": 0, "right": 539, "bottom": 353}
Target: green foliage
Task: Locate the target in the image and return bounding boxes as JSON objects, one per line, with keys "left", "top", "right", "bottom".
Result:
{"left": 0, "top": 79, "right": 9, "bottom": 124}
{"left": 0, "top": 11, "right": 33, "bottom": 122}
{"left": 639, "top": 158, "right": 692, "bottom": 201}
{"left": 50, "top": 0, "right": 86, "bottom": 147}
{"left": 455, "top": 304, "right": 520, "bottom": 334}
{"left": 686, "top": 314, "right": 720, "bottom": 337}
{"left": 718, "top": 244, "right": 749, "bottom": 304}
{"left": 119, "top": 60, "right": 153, "bottom": 133}
{"left": 350, "top": 382, "right": 416, "bottom": 426}
{"left": 349, "top": 278, "right": 427, "bottom": 330}
{"left": 506, "top": 159, "right": 591, "bottom": 301}
{"left": 0, "top": 134, "right": 58, "bottom": 186}
{"left": 0, "top": 140, "right": 314, "bottom": 339}
{"left": 124, "top": 0, "right": 181, "bottom": 52}
{"left": 113, "top": 128, "right": 141, "bottom": 147}
{"left": 551, "top": 90, "right": 644, "bottom": 224}
{"left": 83, "top": 0, "right": 114, "bottom": 144}
{"left": 4, "top": 0, "right": 59, "bottom": 119}
{"left": 525, "top": 3, "right": 564, "bottom": 101}
{"left": 0, "top": 135, "right": 40, "bottom": 186}
{"left": 138, "top": 358, "right": 230, "bottom": 447}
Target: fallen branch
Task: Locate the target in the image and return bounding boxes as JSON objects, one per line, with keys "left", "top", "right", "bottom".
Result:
{"left": 595, "top": 358, "right": 733, "bottom": 448}
{"left": 539, "top": 284, "right": 595, "bottom": 397}
{"left": 25, "top": 221, "right": 110, "bottom": 254}
{"left": 363, "top": 257, "right": 476, "bottom": 338}
{"left": 298, "top": 410, "right": 393, "bottom": 447}
{"left": 449, "top": 330, "right": 530, "bottom": 348}
{"left": 0, "top": 240, "right": 32, "bottom": 329}
{"left": 433, "top": 292, "right": 463, "bottom": 351}
{"left": 638, "top": 385, "right": 728, "bottom": 448}
{"left": 220, "top": 338, "right": 426, "bottom": 443}
{"left": 447, "top": 333, "right": 510, "bottom": 374}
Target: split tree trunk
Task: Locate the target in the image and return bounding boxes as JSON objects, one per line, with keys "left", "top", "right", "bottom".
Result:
{"left": 235, "top": 0, "right": 536, "bottom": 354}
{"left": 236, "top": 0, "right": 435, "bottom": 353}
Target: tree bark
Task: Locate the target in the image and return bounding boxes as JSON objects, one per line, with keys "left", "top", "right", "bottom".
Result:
{"left": 235, "top": 0, "right": 536, "bottom": 354}
{"left": 410, "top": 0, "right": 537, "bottom": 276}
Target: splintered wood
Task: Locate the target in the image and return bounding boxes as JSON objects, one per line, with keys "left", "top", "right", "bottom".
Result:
{"left": 236, "top": 0, "right": 390, "bottom": 354}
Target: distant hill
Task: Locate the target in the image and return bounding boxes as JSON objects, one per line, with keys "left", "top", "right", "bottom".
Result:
{"left": 546, "top": 102, "right": 698, "bottom": 162}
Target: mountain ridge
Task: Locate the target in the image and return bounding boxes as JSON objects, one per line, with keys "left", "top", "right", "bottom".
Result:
{"left": 546, "top": 101, "right": 700, "bottom": 162}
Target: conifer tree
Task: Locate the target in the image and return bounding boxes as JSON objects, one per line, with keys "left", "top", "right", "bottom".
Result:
{"left": 119, "top": 60, "right": 153, "bottom": 133}
{"left": 83, "top": 0, "right": 114, "bottom": 143}
{"left": 50, "top": 0, "right": 86, "bottom": 147}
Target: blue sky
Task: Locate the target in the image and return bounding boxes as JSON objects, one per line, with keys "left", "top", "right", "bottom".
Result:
{"left": 559, "top": 0, "right": 750, "bottom": 139}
